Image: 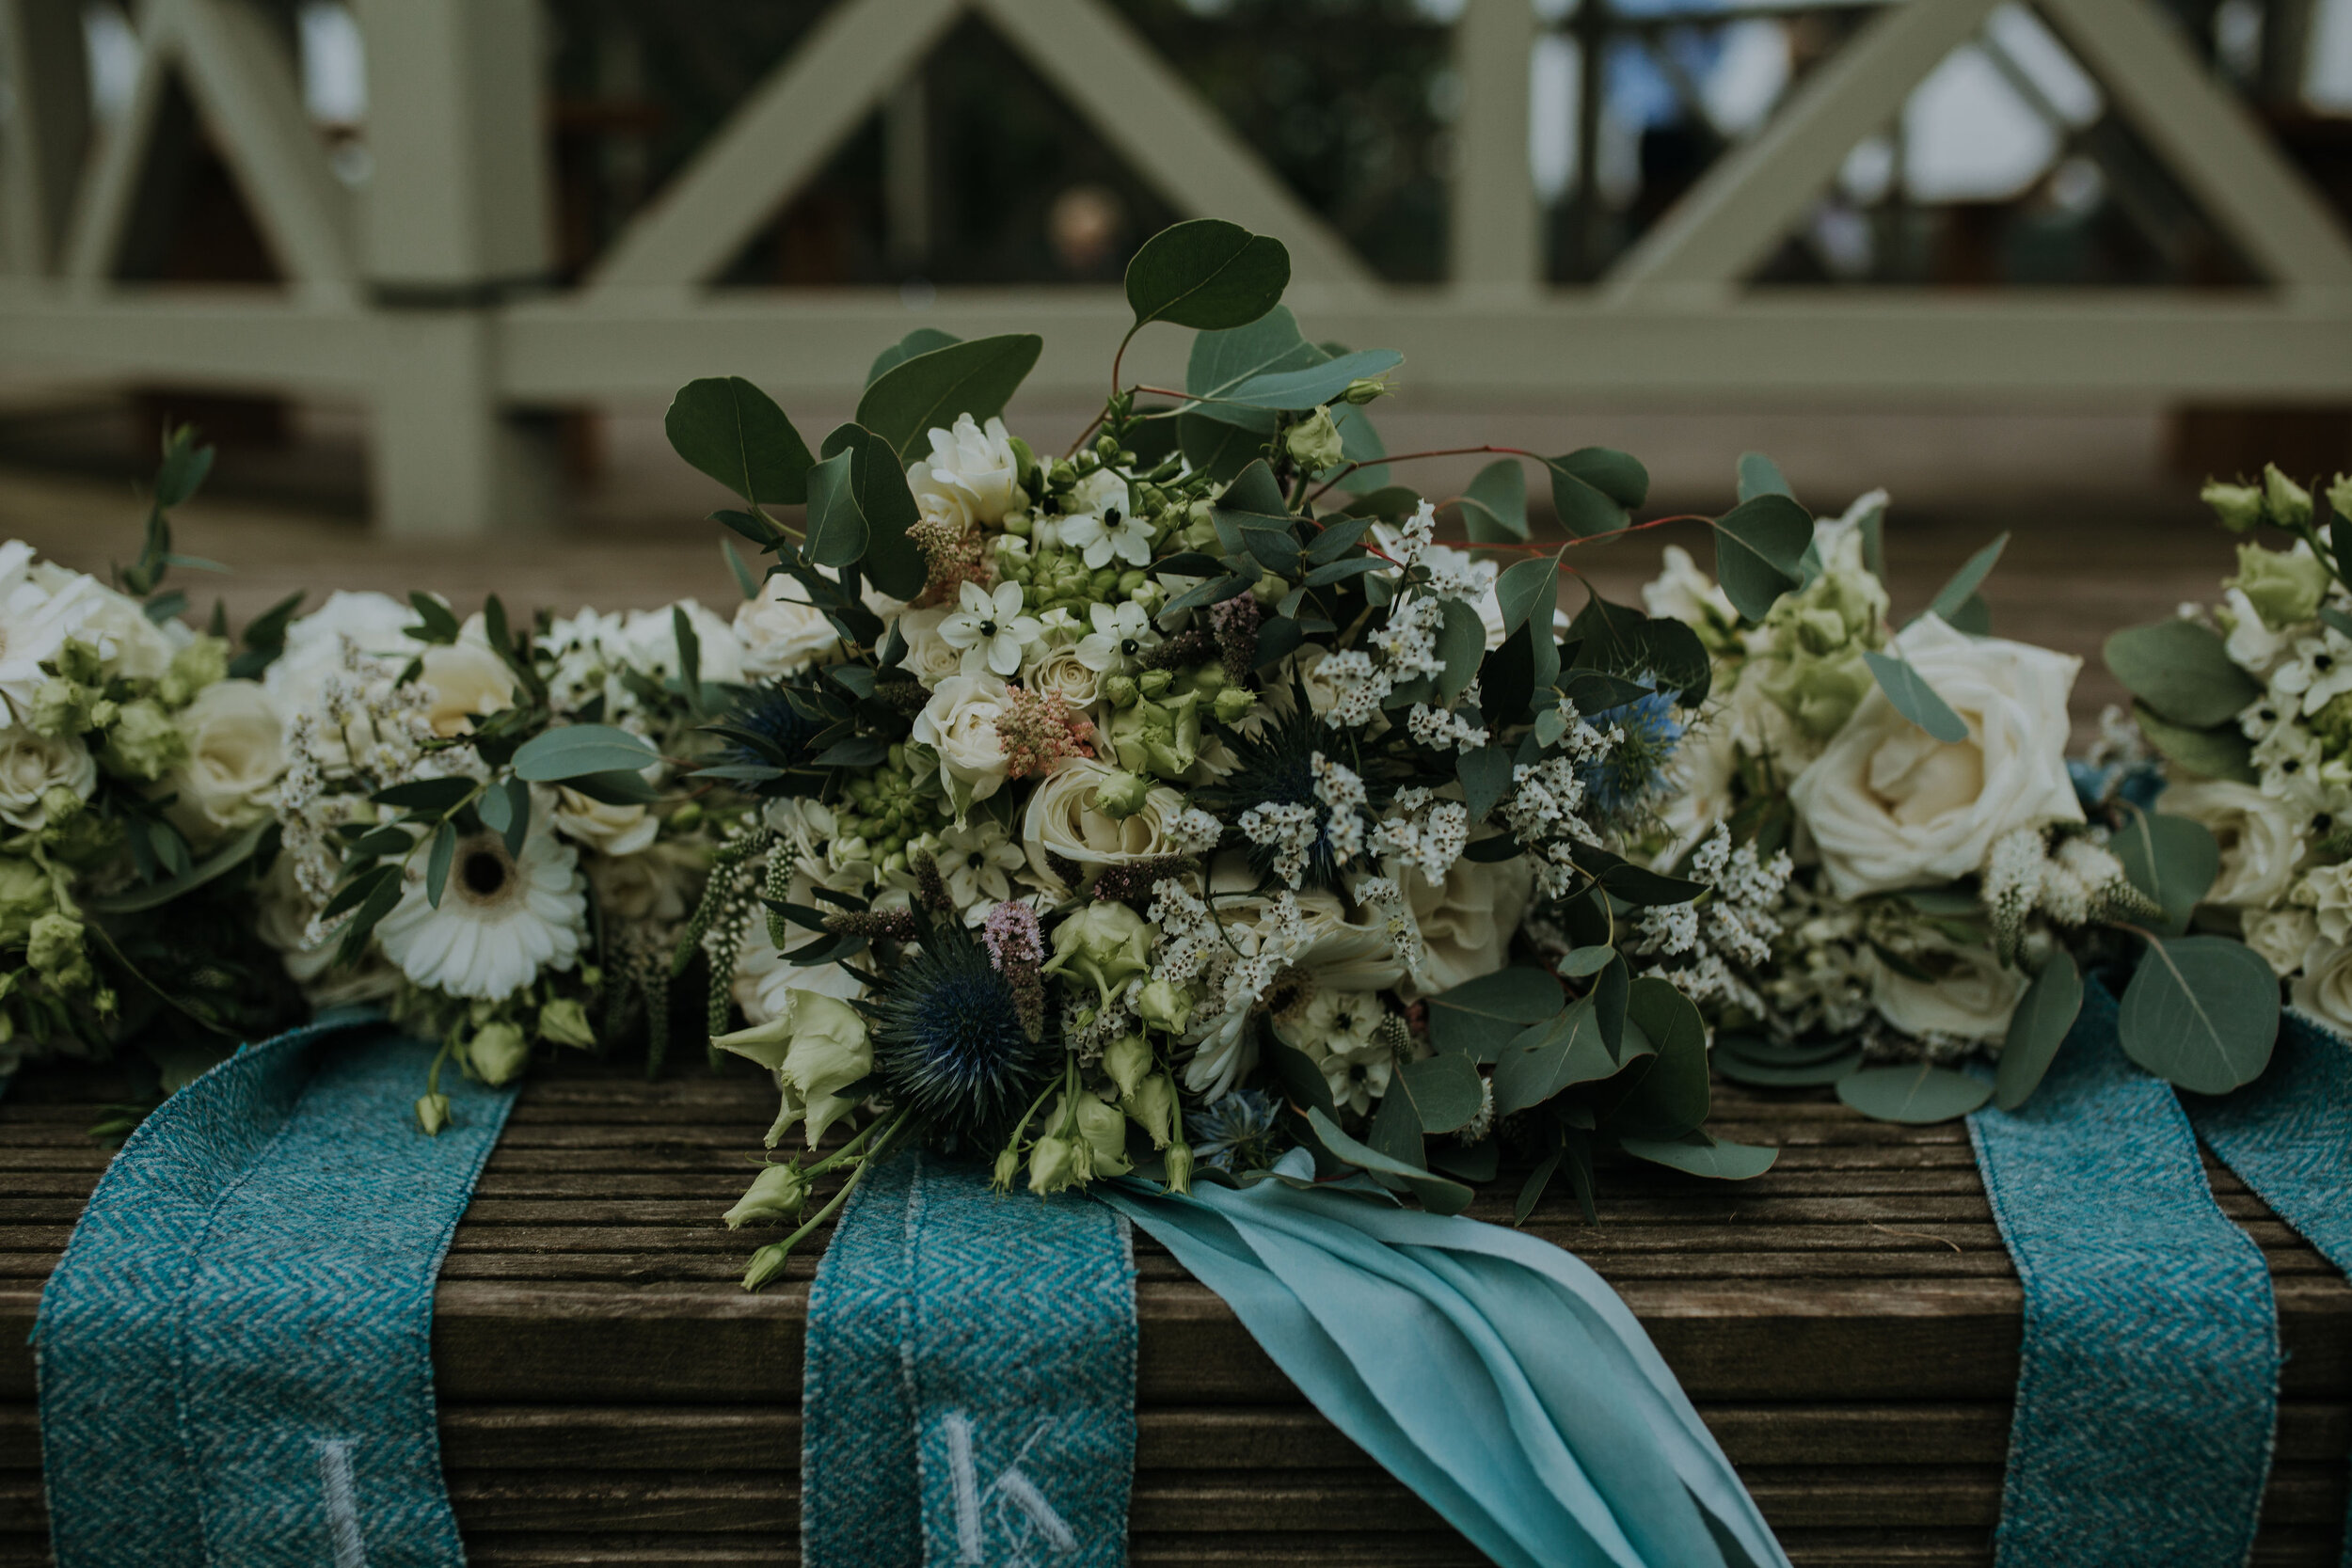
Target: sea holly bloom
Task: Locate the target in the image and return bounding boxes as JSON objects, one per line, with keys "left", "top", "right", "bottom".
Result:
{"left": 1075, "top": 600, "right": 1160, "bottom": 673}
{"left": 938, "top": 580, "right": 1039, "bottom": 678}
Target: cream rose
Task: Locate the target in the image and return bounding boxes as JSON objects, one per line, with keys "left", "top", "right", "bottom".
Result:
{"left": 909, "top": 414, "right": 1020, "bottom": 527}
{"left": 734, "top": 577, "right": 845, "bottom": 679}
{"left": 1862, "top": 938, "right": 2026, "bottom": 1044}
{"left": 419, "top": 642, "right": 517, "bottom": 737}
{"left": 1397, "top": 855, "right": 1534, "bottom": 999}
{"left": 165, "top": 678, "right": 283, "bottom": 843}
{"left": 2158, "top": 779, "right": 2305, "bottom": 910}
{"left": 1025, "top": 645, "right": 1104, "bottom": 713}
{"left": 912, "top": 673, "right": 1013, "bottom": 807}
{"left": 897, "top": 606, "right": 967, "bottom": 689}
{"left": 2292, "top": 941, "right": 2352, "bottom": 1034}
{"left": 58, "top": 576, "right": 186, "bottom": 680}
{"left": 263, "top": 590, "right": 421, "bottom": 713}
{"left": 1788, "top": 615, "right": 2082, "bottom": 898}
{"left": 1024, "top": 758, "right": 1187, "bottom": 891}
{"left": 2246, "top": 906, "right": 2319, "bottom": 976}
{"left": 0, "top": 728, "right": 93, "bottom": 829}
{"left": 552, "top": 786, "right": 660, "bottom": 856}
{"left": 1203, "top": 854, "right": 1409, "bottom": 993}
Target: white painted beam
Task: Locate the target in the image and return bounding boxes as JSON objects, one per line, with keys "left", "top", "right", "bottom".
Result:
{"left": 1451, "top": 0, "right": 1540, "bottom": 296}
{"left": 62, "top": 0, "right": 180, "bottom": 289}
{"left": 0, "top": 0, "right": 89, "bottom": 276}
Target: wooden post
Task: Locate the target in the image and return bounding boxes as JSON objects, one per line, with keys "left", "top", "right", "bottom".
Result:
{"left": 356, "top": 0, "right": 557, "bottom": 539}
{"left": 0, "top": 0, "right": 89, "bottom": 277}
{"left": 1452, "top": 0, "right": 1540, "bottom": 301}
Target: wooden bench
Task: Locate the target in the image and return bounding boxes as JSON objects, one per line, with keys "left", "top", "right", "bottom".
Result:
{"left": 4, "top": 1061, "right": 2346, "bottom": 1566}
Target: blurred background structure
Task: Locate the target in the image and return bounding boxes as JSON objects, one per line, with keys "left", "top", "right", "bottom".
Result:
{"left": 0, "top": 0, "right": 2349, "bottom": 725}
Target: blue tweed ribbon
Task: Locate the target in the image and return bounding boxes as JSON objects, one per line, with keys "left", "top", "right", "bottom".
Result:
{"left": 801, "top": 1150, "right": 1137, "bottom": 1568}
{"left": 1966, "top": 980, "right": 2280, "bottom": 1567}
{"left": 2186, "top": 1009, "right": 2352, "bottom": 1566}
{"left": 35, "top": 1015, "right": 514, "bottom": 1568}
{"left": 1100, "top": 1158, "right": 1789, "bottom": 1568}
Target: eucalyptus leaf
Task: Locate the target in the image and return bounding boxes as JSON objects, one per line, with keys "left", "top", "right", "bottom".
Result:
{"left": 1460, "top": 459, "right": 1530, "bottom": 543}
{"left": 1176, "top": 411, "right": 1269, "bottom": 483}
{"left": 664, "top": 376, "right": 812, "bottom": 505}
{"left": 1124, "top": 219, "right": 1290, "bottom": 331}
{"left": 1494, "top": 995, "right": 1638, "bottom": 1115}
{"left": 1922, "top": 532, "right": 2010, "bottom": 626}
{"left": 855, "top": 335, "right": 1042, "bottom": 462}
{"left": 1995, "top": 950, "right": 2083, "bottom": 1111}
{"left": 1711, "top": 494, "right": 1811, "bottom": 622}
{"left": 1435, "top": 596, "right": 1487, "bottom": 703}
{"left": 2118, "top": 934, "right": 2279, "bottom": 1095}
{"left": 1835, "top": 1063, "right": 1993, "bottom": 1124}
{"left": 1711, "top": 1044, "right": 1864, "bottom": 1088}
{"left": 512, "top": 723, "right": 660, "bottom": 783}
{"left": 425, "top": 820, "right": 456, "bottom": 910}
{"left": 1306, "top": 1108, "right": 1472, "bottom": 1214}
{"left": 1205, "top": 350, "right": 1403, "bottom": 419}
{"left": 1863, "top": 650, "right": 1971, "bottom": 743}
{"left": 1545, "top": 449, "right": 1648, "bottom": 537}
{"left": 1186, "top": 305, "right": 1322, "bottom": 397}
{"left": 1426, "top": 966, "right": 1563, "bottom": 1059}
{"left": 1617, "top": 1132, "right": 1777, "bottom": 1180}
{"left": 865, "top": 326, "right": 961, "bottom": 387}
{"left": 1601, "top": 978, "right": 1710, "bottom": 1138}
{"left": 1735, "top": 451, "right": 1794, "bottom": 503}
{"left": 2111, "top": 810, "right": 2218, "bottom": 936}
{"left": 1328, "top": 403, "right": 1389, "bottom": 490}
{"left": 2131, "top": 701, "right": 2256, "bottom": 784}
{"left": 88, "top": 820, "right": 268, "bottom": 914}
{"left": 1457, "top": 746, "right": 1516, "bottom": 824}
{"left": 2104, "top": 619, "right": 2263, "bottom": 729}
{"left": 1393, "top": 1051, "right": 1486, "bottom": 1135}
{"left": 1556, "top": 946, "right": 1615, "bottom": 979}
{"left": 802, "top": 450, "right": 867, "bottom": 570}
{"left": 817, "top": 423, "right": 927, "bottom": 599}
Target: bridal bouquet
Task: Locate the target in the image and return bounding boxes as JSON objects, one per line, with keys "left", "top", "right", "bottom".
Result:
{"left": 0, "top": 429, "right": 303, "bottom": 1089}
{"left": 1626, "top": 461, "right": 2277, "bottom": 1120}
{"left": 2105, "top": 465, "right": 2352, "bottom": 1061}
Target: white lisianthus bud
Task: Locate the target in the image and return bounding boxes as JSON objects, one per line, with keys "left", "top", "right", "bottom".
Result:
{"left": 723, "top": 1164, "right": 812, "bottom": 1229}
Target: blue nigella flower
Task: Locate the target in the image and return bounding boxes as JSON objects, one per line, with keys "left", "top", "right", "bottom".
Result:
{"left": 868, "top": 915, "right": 1059, "bottom": 1143}
{"left": 1581, "top": 688, "right": 1684, "bottom": 817}
{"left": 1187, "top": 1088, "right": 1283, "bottom": 1174}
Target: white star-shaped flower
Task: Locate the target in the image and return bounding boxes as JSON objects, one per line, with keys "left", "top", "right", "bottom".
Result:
{"left": 1060, "top": 501, "right": 1153, "bottom": 570}
{"left": 937, "top": 580, "right": 1039, "bottom": 678}
{"left": 1074, "top": 599, "right": 1161, "bottom": 673}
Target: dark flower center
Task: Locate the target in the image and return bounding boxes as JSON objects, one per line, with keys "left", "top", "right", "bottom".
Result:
{"left": 457, "top": 843, "right": 514, "bottom": 903}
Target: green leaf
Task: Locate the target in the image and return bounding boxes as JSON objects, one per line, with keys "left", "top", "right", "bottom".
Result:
{"left": 1457, "top": 747, "right": 1515, "bottom": 824}
{"left": 87, "top": 820, "right": 268, "bottom": 914}
{"left": 1711, "top": 1040, "right": 1864, "bottom": 1087}
{"left": 2111, "top": 809, "right": 2217, "bottom": 936}
{"left": 803, "top": 449, "right": 867, "bottom": 570}
{"left": 477, "top": 774, "right": 531, "bottom": 859}
{"left": 2103, "top": 619, "right": 2263, "bottom": 729}
{"left": 1557, "top": 946, "right": 1614, "bottom": 979}
{"left": 1863, "top": 650, "right": 1971, "bottom": 743}
{"left": 1544, "top": 449, "right": 1648, "bottom": 537}
{"left": 1393, "top": 1052, "right": 1486, "bottom": 1135}
{"left": 1125, "top": 219, "right": 1291, "bottom": 331}
{"left": 1220, "top": 459, "right": 1288, "bottom": 518}
{"left": 1186, "top": 304, "right": 1323, "bottom": 397}
{"left": 513, "top": 723, "right": 660, "bottom": 783}
{"left": 1835, "top": 1063, "right": 1994, "bottom": 1124}
{"left": 1617, "top": 1132, "right": 1778, "bottom": 1180}
{"left": 722, "top": 539, "right": 761, "bottom": 599}
{"left": 1177, "top": 413, "right": 1271, "bottom": 483}
{"left": 2118, "top": 934, "right": 2279, "bottom": 1095}
{"left": 1306, "top": 1108, "right": 1472, "bottom": 1214}
{"left": 1435, "top": 597, "right": 1487, "bottom": 703}
{"left": 818, "top": 423, "right": 927, "bottom": 599}
{"left": 1328, "top": 404, "right": 1389, "bottom": 490}
{"left": 1493, "top": 553, "right": 1560, "bottom": 641}
{"left": 1995, "top": 950, "right": 2083, "bottom": 1111}
{"left": 1427, "top": 966, "right": 1563, "bottom": 1060}
{"left": 153, "top": 430, "right": 216, "bottom": 508}
{"left": 1494, "top": 996, "right": 1635, "bottom": 1115}
{"left": 664, "top": 376, "right": 813, "bottom": 505}
{"left": 1711, "top": 494, "right": 1811, "bottom": 622}
{"left": 866, "top": 326, "right": 961, "bottom": 388}
{"left": 333, "top": 867, "right": 405, "bottom": 967}
{"left": 372, "top": 777, "right": 475, "bottom": 814}
{"left": 1600, "top": 978, "right": 1710, "bottom": 1138}
{"left": 1206, "top": 349, "right": 1403, "bottom": 418}
{"left": 1514, "top": 1150, "right": 1563, "bottom": 1225}
{"left": 2130, "top": 701, "right": 2255, "bottom": 784}
{"left": 1945, "top": 594, "right": 1992, "bottom": 636}
{"left": 1922, "top": 532, "right": 2010, "bottom": 626}
{"left": 854, "top": 334, "right": 1042, "bottom": 462}
{"left": 1735, "top": 451, "right": 1793, "bottom": 504}
{"left": 425, "top": 820, "right": 456, "bottom": 910}
{"left": 1459, "top": 459, "right": 1529, "bottom": 543}
{"left": 1263, "top": 1031, "right": 1339, "bottom": 1122}
{"left": 406, "top": 592, "right": 460, "bottom": 645}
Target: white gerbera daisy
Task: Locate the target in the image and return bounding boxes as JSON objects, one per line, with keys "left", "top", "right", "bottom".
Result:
{"left": 375, "top": 795, "right": 586, "bottom": 1001}
{"left": 0, "top": 542, "right": 100, "bottom": 726}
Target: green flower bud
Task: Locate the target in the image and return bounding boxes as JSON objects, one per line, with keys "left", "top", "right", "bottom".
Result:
{"left": 1129, "top": 581, "right": 1165, "bottom": 614}
{"left": 0, "top": 858, "right": 55, "bottom": 946}
{"left": 1342, "top": 377, "right": 1388, "bottom": 405}
{"left": 742, "top": 1241, "right": 795, "bottom": 1291}
{"left": 668, "top": 801, "right": 705, "bottom": 832}
{"left": 26, "top": 913, "right": 91, "bottom": 992}
{"left": 1137, "top": 670, "right": 1172, "bottom": 700}
{"left": 1284, "top": 407, "right": 1346, "bottom": 472}
{"left": 1074, "top": 1093, "right": 1132, "bottom": 1178}
{"left": 537, "top": 996, "right": 597, "bottom": 1049}
{"left": 1164, "top": 1141, "right": 1195, "bottom": 1195}
{"left": 2202, "top": 480, "right": 2267, "bottom": 533}
{"left": 1002, "top": 511, "right": 1033, "bottom": 538}
{"left": 1095, "top": 770, "right": 1152, "bottom": 821}
{"left": 992, "top": 1147, "right": 1023, "bottom": 1192}
{"left": 2229, "top": 543, "right": 2331, "bottom": 628}
{"left": 1028, "top": 1133, "right": 1083, "bottom": 1195}
{"left": 1108, "top": 690, "right": 1201, "bottom": 779}
{"left": 466, "top": 1021, "right": 531, "bottom": 1086}
{"left": 1136, "top": 976, "right": 1194, "bottom": 1036}
{"left": 416, "top": 1093, "right": 452, "bottom": 1136}
{"left": 2329, "top": 473, "right": 2352, "bottom": 525}
{"left": 1044, "top": 901, "right": 1154, "bottom": 1004}
{"left": 1089, "top": 568, "right": 1120, "bottom": 600}
{"left": 723, "top": 1163, "right": 811, "bottom": 1228}
{"left": 101, "top": 698, "right": 186, "bottom": 782}
{"left": 54, "top": 639, "right": 104, "bottom": 687}
{"left": 1104, "top": 1032, "right": 1152, "bottom": 1098}
{"left": 2265, "top": 463, "right": 2314, "bottom": 531}
{"left": 1120, "top": 1073, "right": 1174, "bottom": 1150}
{"left": 1095, "top": 434, "right": 1121, "bottom": 461}
{"left": 1116, "top": 569, "right": 1148, "bottom": 597}
{"left": 158, "top": 637, "right": 230, "bottom": 708}
{"left": 1212, "top": 687, "right": 1257, "bottom": 725}
{"left": 1049, "top": 460, "right": 1077, "bottom": 489}
{"left": 29, "top": 679, "right": 93, "bottom": 738}
{"left": 1104, "top": 673, "right": 1139, "bottom": 708}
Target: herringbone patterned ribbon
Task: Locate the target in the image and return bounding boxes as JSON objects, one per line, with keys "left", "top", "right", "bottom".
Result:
{"left": 36, "top": 1017, "right": 514, "bottom": 1567}
{"left": 1968, "top": 981, "right": 2280, "bottom": 1568}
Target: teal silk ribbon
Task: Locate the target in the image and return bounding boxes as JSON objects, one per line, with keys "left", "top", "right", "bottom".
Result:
{"left": 1100, "top": 1155, "right": 1789, "bottom": 1568}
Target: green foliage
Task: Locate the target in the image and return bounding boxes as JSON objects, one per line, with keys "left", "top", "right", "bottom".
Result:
{"left": 2110, "top": 810, "right": 2217, "bottom": 936}
{"left": 1306, "top": 1107, "right": 1473, "bottom": 1214}
{"left": 1124, "top": 218, "right": 1291, "bottom": 331}
{"left": 854, "top": 334, "right": 1042, "bottom": 461}
{"left": 1596, "top": 979, "right": 1709, "bottom": 1138}
{"left": 1391, "top": 1051, "right": 1486, "bottom": 1134}
{"left": 1459, "top": 458, "right": 1529, "bottom": 543}
{"left": 1710, "top": 1034, "right": 1864, "bottom": 1087}
{"left": 2104, "top": 619, "right": 2263, "bottom": 729}
{"left": 2131, "top": 701, "right": 2255, "bottom": 784}
{"left": 1493, "top": 995, "right": 1622, "bottom": 1115}
{"left": 1921, "top": 532, "right": 2010, "bottom": 626}
{"left": 866, "top": 327, "right": 961, "bottom": 387}
{"left": 1710, "top": 493, "right": 1811, "bottom": 622}
{"left": 1835, "top": 1063, "right": 1994, "bottom": 1124}
{"left": 2118, "top": 935, "right": 2279, "bottom": 1094}
{"left": 1204, "top": 348, "right": 1401, "bottom": 416}
{"left": 1545, "top": 449, "right": 1649, "bottom": 538}
{"left": 814, "top": 424, "right": 927, "bottom": 599}
{"left": 1862, "top": 650, "right": 1970, "bottom": 743}
{"left": 1735, "top": 451, "right": 1793, "bottom": 503}
{"left": 664, "top": 376, "right": 813, "bottom": 506}
{"left": 512, "top": 724, "right": 660, "bottom": 782}
{"left": 1616, "top": 1133, "right": 1778, "bottom": 1180}
{"left": 1994, "top": 951, "right": 2083, "bottom": 1111}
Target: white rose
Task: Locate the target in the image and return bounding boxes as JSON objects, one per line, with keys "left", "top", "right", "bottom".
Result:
{"left": 264, "top": 590, "right": 420, "bottom": 712}
{"left": 0, "top": 728, "right": 93, "bottom": 829}
{"left": 1025, "top": 646, "right": 1104, "bottom": 713}
{"left": 2246, "top": 906, "right": 2318, "bottom": 976}
{"left": 1862, "top": 938, "right": 2026, "bottom": 1045}
{"left": 1397, "top": 856, "right": 1534, "bottom": 999}
{"left": 551, "top": 786, "right": 660, "bottom": 857}
{"left": 733, "top": 886, "right": 866, "bottom": 1022}
{"left": 908, "top": 414, "right": 1020, "bottom": 527}
{"left": 1642, "top": 544, "right": 1740, "bottom": 631}
{"left": 1023, "top": 758, "right": 1187, "bottom": 892}
{"left": 61, "top": 578, "right": 187, "bottom": 680}
{"left": 911, "top": 673, "right": 1013, "bottom": 806}
{"left": 621, "top": 600, "right": 745, "bottom": 688}
{"left": 734, "top": 577, "right": 845, "bottom": 679}
{"left": 896, "top": 606, "right": 967, "bottom": 689}
{"left": 165, "top": 678, "right": 283, "bottom": 844}
{"left": 1203, "top": 854, "right": 1408, "bottom": 993}
{"left": 2222, "top": 587, "right": 2296, "bottom": 677}
{"left": 1788, "top": 615, "right": 2083, "bottom": 898}
{"left": 2160, "top": 779, "right": 2305, "bottom": 910}
{"left": 255, "top": 850, "right": 400, "bottom": 1005}
{"left": 419, "top": 642, "right": 517, "bottom": 737}
{"left": 2292, "top": 941, "right": 2352, "bottom": 1034}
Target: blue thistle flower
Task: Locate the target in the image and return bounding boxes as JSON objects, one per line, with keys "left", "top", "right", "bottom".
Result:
{"left": 710, "top": 680, "right": 830, "bottom": 793}
{"left": 1187, "top": 1088, "right": 1283, "bottom": 1173}
{"left": 1581, "top": 688, "right": 1683, "bottom": 818}
{"left": 868, "top": 914, "right": 1059, "bottom": 1142}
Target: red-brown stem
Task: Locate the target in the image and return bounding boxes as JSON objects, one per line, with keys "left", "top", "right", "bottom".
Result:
{"left": 1306, "top": 445, "right": 1545, "bottom": 505}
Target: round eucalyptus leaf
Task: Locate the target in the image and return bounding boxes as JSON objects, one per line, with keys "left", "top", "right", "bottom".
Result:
{"left": 2103, "top": 618, "right": 2263, "bottom": 728}
{"left": 1835, "top": 1063, "right": 1994, "bottom": 1125}
{"left": 1617, "top": 1133, "right": 1778, "bottom": 1180}
{"left": 2118, "top": 934, "right": 2279, "bottom": 1095}
{"left": 1124, "top": 219, "right": 1290, "bottom": 331}
{"left": 1994, "top": 950, "right": 2083, "bottom": 1111}
{"left": 1713, "top": 1046, "right": 1864, "bottom": 1087}
{"left": 1714, "top": 1032, "right": 1861, "bottom": 1069}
